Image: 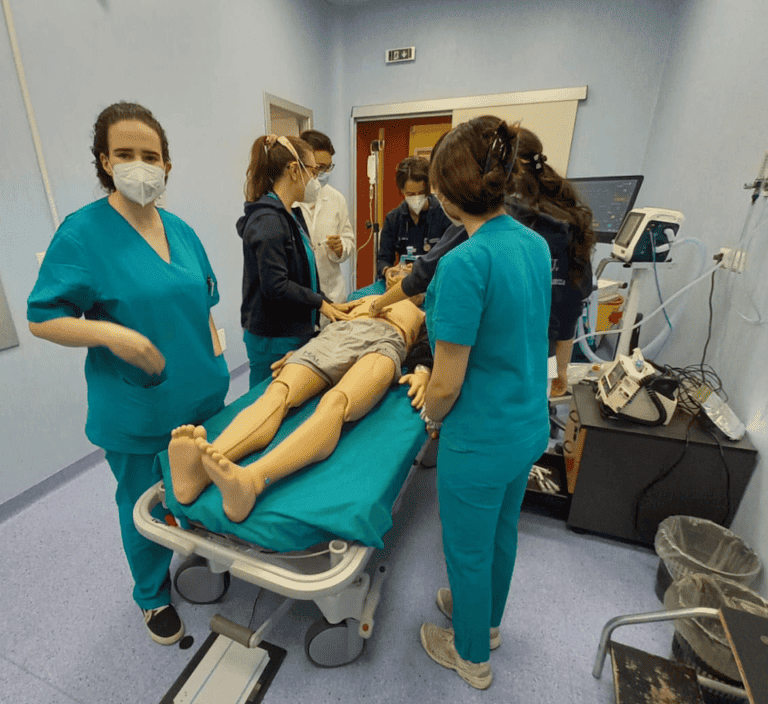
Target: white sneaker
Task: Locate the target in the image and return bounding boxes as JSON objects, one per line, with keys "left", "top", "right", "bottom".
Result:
{"left": 420, "top": 623, "right": 492, "bottom": 690}
{"left": 436, "top": 588, "right": 501, "bottom": 650}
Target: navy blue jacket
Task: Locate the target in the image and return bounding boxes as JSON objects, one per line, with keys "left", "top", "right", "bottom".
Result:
{"left": 505, "top": 198, "right": 593, "bottom": 354}
{"left": 400, "top": 199, "right": 593, "bottom": 356}
{"left": 237, "top": 195, "right": 327, "bottom": 337}
{"left": 376, "top": 195, "right": 452, "bottom": 278}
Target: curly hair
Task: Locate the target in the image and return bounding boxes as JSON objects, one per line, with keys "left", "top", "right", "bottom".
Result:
{"left": 91, "top": 102, "right": 170, "bottom": 193}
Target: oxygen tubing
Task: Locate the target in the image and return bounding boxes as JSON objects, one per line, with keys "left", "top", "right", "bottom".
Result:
{"left": 576, "top": 238, "right": 715, "bottom": 362}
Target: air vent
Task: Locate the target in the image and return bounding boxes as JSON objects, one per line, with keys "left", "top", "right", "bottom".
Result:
{"left": 385, "top": 47, "right": 415, "bottom": 64}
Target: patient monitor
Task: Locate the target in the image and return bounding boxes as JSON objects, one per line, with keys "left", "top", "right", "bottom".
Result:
{"left": 597, "top": 348, "right": 678, "bottom": 426}
{"left": 612, "top": 207, "right": 684, "bottom": 263}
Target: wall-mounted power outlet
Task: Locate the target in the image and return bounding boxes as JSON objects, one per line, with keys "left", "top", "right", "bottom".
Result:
{"left": 718, "top": 247, "right": 747, "bottom": 273}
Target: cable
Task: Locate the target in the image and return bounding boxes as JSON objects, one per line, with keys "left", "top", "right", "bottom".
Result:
{"left": 247, "top": 586, "right": 264, "bottom": 629}
{"left": 633, "top": 413, "right": 696, "bottom": 538}
{"left": 704, "top": 426, "right": 732, "bottom": 525}
{"left": 700, "top": 271, "right": 717, "bottom": 366}
{"left": 651, "top": 238, "right": 673, "bottom": 330}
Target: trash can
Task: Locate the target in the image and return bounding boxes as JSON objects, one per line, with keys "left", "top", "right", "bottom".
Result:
{"left": 654, "top": 516, "right": 761, "bottom": 601}
{"left": 664, "top": 573, "right": 768, "bottom": 693}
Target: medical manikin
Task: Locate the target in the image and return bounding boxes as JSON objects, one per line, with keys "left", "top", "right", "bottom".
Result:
{"left": 168, "top": 283, "right": 428, "bottom": 523}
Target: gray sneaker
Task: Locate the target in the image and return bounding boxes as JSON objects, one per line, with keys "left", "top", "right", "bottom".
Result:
{"left": 436, "top": 588, "right": 501, "bottom": 650}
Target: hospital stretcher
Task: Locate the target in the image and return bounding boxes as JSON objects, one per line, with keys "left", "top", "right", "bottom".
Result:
{"left": 134, "top": 376, "right": 431, "bottom": 667}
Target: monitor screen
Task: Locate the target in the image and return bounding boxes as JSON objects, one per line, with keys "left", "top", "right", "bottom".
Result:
{"left": 614, "top": 211, "right": 645, "bottom": 248}
{"left": 569, "top": 176, "right": 644, "bottom": 244}
{"left": 607, "top": 364, "right": 625, "bottom": 392}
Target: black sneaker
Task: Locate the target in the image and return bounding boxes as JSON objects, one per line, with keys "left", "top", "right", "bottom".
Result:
{"left": 142, "top": 605, "right": 184, "bottom": 645}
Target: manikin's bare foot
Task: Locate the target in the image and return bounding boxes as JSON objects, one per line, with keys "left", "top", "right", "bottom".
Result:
{"left": 168, "top": 425, "right": 210, "bottom": 504}
{"left": 198, "top": 438, "right": 265, "bottom": 523}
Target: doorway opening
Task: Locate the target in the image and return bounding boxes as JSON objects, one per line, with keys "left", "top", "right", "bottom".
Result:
{"left": 354, "top": 115, "right": 451, "bottom": 288}
{"left": 263, "top": 93, "right": 313, "bottom": 136}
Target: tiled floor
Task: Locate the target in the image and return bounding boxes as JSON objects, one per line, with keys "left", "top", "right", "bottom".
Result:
{"left": 0, "top": 371, "right": 673, "bottom": 703}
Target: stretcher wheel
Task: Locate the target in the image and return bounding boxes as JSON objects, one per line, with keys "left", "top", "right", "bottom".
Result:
{"left": 173, "top": 555, "right": 230, "bottom": 604}
{"left": 304, "top": 618, "right": 365, "bottom": 667}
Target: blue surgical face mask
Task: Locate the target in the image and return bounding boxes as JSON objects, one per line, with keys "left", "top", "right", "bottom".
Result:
{"left": 317, "top": 172, "right": 330, "bottom": 186}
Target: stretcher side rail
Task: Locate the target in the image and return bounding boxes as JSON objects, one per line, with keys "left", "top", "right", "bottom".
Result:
{"left": 134, "top": 481, "right": 375, "bottom": 601}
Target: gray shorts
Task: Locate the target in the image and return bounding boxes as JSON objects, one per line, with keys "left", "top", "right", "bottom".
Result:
{"left": 288, "top": 319, "right": 407, "bottom": 385}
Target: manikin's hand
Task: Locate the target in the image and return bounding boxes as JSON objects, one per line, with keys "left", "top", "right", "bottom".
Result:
{"left": 319, "top": 300, "right": 353, "bottom": 322}
{"left": 550, "top": 375, "right": 568, "bottom": 397}
{"left": 105, "top": 325, "right": 166, "bottom": 376}
{"left": 333, "top": 299, "right": 368, "bottom": 314}
{"left": 326, "top": 234, "right": 343, "bottom": 257}
{"left": 368, "top": 298, "right": 393, "bottom": 318}
{"left": 271, "top": 351, "right": 296, "bottom": 377}
{"left": 399, "top": 367, "right": 431, "bottom": 409}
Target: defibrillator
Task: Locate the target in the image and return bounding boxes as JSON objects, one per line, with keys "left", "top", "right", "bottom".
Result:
{"left": 597, "top": 348, "right": 679, "bottom": 426}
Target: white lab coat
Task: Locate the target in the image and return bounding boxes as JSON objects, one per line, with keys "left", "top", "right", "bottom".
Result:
{"left": 297, "top": 184, "right": 355, "bottom": 302}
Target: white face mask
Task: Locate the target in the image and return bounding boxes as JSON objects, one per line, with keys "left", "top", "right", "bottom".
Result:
{"left": 112, "top": 161, "right": 166, "bottom": 207}
{"left": 299, "top": 163, "right": 321, "bottom": 204}
{"left": 405, "top": 194, "right": 427, "bottom": 213}
{"left": 438, "top": 196, "right": 463, "bottom": 227}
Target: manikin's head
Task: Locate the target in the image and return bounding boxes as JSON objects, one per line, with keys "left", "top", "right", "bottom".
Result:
{"left": 385, "top": 261, "right": 425, "bottom": 307}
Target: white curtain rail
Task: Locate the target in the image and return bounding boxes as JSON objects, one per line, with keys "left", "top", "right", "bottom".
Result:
{"left": 3, "top": 0, "right": 60, "bottom": 231}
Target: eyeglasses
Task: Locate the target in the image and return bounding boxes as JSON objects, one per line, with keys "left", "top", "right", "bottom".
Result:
{"left": 316, "top": 163, "right": 335, "bottom": 174}
{"left": 298, "top": 162, "right": 321, "bottom": 177}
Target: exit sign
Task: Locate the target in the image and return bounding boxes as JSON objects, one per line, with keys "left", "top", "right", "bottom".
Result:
{"left": 386, "top": 46, "right": 415, "bottom": 64}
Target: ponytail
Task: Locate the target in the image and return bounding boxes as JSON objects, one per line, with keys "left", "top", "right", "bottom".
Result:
{"left": 244, "top": 134, "right": 312, "bottom": 202}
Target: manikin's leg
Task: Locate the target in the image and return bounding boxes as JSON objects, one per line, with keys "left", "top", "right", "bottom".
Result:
{"left": 200, "top": 353, "right": 397, "bottom": 523}
{"left": 168, "top": 365, "right": 327, "bottom": 504}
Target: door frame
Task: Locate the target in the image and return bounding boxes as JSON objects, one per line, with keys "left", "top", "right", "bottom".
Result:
{"left": 264, "top": 92, "right": 313, "bottom": 134}
{"left": 347, "top": 86, "right": 587, "bottom": 291}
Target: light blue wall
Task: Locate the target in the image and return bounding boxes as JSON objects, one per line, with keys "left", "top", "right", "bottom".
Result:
{"left": 330, "top": 0, "right": 680, "bottom": 194}
{"left": 639, "top": 0, "right": 768, "bottom": 592}
{"left": 0, "top": 0, "right": 334, "bottom": 503}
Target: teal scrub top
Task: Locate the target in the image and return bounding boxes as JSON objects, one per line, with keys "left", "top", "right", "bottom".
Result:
{"left": 28, "top": 198, "right": 230, "bottom": 454}
{"left": 425, "top": 214, "right": 551, "bottom": 452}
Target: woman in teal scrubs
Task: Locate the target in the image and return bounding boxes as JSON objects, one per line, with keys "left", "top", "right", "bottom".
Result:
{"left": 419, "top": 117, "right": 552, "bottom": 689}
{"left": 27, "top": 103, "right": 229, "bottom": 645}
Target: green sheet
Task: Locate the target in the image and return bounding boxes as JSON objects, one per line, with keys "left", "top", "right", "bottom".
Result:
{"left": 156, "top": 378, "right": 426, "bottom": 551}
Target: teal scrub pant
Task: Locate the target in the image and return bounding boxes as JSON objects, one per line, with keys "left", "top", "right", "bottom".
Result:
{"left": 105, "top": 450, "right": 172, "bottom": 610}
{"left": 437, "top": 436, "right": 546, "bottom": 663}
{"left": 243, "top": 330, "right": 312, "bottom": 389}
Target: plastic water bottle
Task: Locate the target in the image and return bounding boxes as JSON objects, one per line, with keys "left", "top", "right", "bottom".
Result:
{"left": 699, "top": 388, "right": 746, "bottom": 441}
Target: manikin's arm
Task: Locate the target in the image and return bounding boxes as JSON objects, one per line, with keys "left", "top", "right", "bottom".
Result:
{"left": 550, "top": 338, "right": 574, "bottom": 397}
{"left": 209, "top": 314, "right": 223, "bottom": 356}
{"left": 29, "top": 316, "right": 165, "bottom": 375}
{"left": 424, "top": 340, "right": 471, "bottom": 422}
